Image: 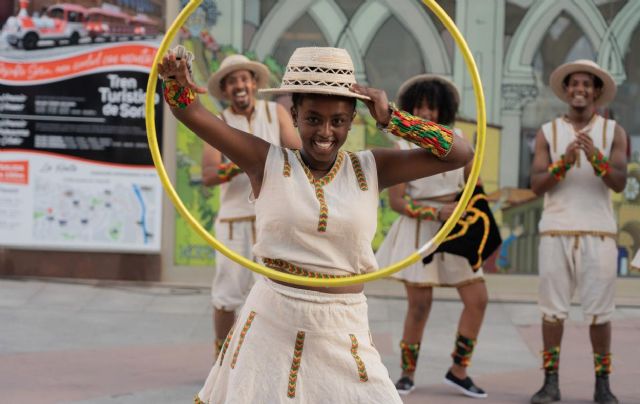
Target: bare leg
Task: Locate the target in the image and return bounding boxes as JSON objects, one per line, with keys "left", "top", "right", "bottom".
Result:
{"left": 400, "top": 284, "right": 433, "bottom": 379}
{"left": 450, "top": 281, "right": 488, "bottom": 379}
{"left": 542, "top": 319, "right": 564, "bottom": 351}
{"left": 589, "top": 321, "right": 611, "bottom": 355}
{"left": 213, "top": 308, "right": 235, "bottom": 354}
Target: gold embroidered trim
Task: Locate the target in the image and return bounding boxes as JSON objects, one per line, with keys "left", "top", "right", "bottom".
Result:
{"left": 347, "top": 151, "right": 368, "bottom": 191}
{"left": 294, "top": 150, "right": 345, "bottom": 232}
{"left": 264, "top": 100, "right": 272, "bottom": 124}
{"left": 194, "top": 395, "right": 207, "bottom": 404}
{"left": 230, "top": 311, "right": 256, "bottom": 369}
{"left": 552, "top": 118, "right": 557, "bottom": 154}
{"left": 263, "top": 258, "right": 356, "bottom": 279}
{"left": 219, "top": 326, "right": 234, "bottom": 366}
{"left": 287, "top": 331, "right": 306, "bottom": 398}
{"left": 602, "top": 117, "right": 607, "bottom": 150}
{"left": 441, "top": 194, "right": 490, "bottom": 270}
{"left": 282, "top": 148, "right": 291, "bottom": 177}
{"left": 539, "top": 230, "right": 617, "bottom": 240}
{"left": 349, "top": 334, "right": 368, "bottom": 382}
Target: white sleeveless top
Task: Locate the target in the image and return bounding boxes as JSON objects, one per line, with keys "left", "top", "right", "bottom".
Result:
{"left": 538, "top": 115, "right": 617, "bottom": 233}
{"left": 398, "top": 137, "right": 464, "bottom": 200}
{"left": 253, "top": 145, "right": 380, "bottom": 276}
{"left": 217, "top": 100, "right": 280, "bottom": 219}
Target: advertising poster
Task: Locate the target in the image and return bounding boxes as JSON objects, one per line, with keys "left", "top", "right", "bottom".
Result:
{"left": 0, "top": 0, "right": 164, "bottom": 253}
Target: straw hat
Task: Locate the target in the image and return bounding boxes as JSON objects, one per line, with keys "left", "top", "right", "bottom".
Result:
{"left": 549, "top": 59, "right": 616, "bottom": 108}
{"left": 259, "top": 47, "right": 370, "bottom": 100}
{"left": 396, "top": 74, "right": 460, "bottom": 106}
{"left": 207, "top": 54, "right": 270, "bottom": 100}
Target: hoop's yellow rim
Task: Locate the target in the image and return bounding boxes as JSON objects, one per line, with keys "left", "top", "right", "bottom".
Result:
{"left": 145, "top": 0, "right": 486, "bottom": 287}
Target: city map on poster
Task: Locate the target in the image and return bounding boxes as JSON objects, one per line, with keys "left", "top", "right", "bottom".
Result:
{"left": 32, "top": 179, "right": 157, "bottom": 245}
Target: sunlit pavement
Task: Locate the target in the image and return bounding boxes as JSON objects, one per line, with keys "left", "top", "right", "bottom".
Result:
{"left": 1, "top": 277, "right": 639, "bottom": 403}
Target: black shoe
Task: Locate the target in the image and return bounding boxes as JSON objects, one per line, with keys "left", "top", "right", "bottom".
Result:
{"left": 395, "top": 376, "right": 415, "bottom": 395}
{"left": 594, "top": 374, "right": 618, "bottom": 404}
{"left": 444, "top": 370, "right": 488, "bottom": 399}
{"left": 530, "top": 372, "right": 560, "bottom": 404}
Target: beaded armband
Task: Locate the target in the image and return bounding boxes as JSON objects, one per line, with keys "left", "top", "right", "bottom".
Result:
{"left": 547, "top": 155, "right": 573, "bottom": 181}
{"left": 593, "top": 352, "right": 612, "bottom": 376}
{"left": 404, "top": 196, "right": 439, "bottom": 221}
{"left": 542, "top": 346, "right": 560, "bottom": 373}
{"left": 161, "top": 45, "right": 197, "bottom": 109}
{"left": 590, "top": 149, "right": 610, "bottom": 177}
{"left": 162, "top": 79, "right": 196, "bottom": 109}
{"left": 399, "top": 341, "right": 421, "bottom": 372}
{"left": 382, "top": 104, "right": 454, "bottom": 159}
{"left": 217, "top": 162, "right": 243, "bottom": 183}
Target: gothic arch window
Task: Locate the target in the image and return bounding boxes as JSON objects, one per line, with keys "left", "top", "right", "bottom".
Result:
{"left": 611, "top": 24, "right": 640, "bottom": 158}
{"left": 520, "top": 13, "right": 596, "bottom": 131}
{"left": 363, "top": 15, "right": 424, "bottom": 98}
{"left": 271, "top": 13, "right": 328, "bottom": 68}
{"left": 596, "top": 0, "right": 628, "bottom": 24}
{"left": 335, "top": 0, "right": 365, "bottom": 19}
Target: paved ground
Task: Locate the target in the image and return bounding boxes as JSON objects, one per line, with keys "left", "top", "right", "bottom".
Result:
{"left": 1, "top": 276, "right": 639, "bottom": 403}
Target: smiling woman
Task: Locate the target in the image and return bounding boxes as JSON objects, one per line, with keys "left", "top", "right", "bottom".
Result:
{"left": 157, "top": 45, "right": 473, "bottom": 403}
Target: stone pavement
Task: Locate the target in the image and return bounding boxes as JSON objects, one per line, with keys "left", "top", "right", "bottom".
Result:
{"left": 1, "top": 276, "right": 639, "bottom": 403}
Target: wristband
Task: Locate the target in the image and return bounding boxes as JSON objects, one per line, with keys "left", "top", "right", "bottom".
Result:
{"left": 381, "top": 104, "right": 454, "bottom": 159}
{"left": 590, "top": 149, "right": 610, "bottom": 177}
{"left": 162, "top": 79, "right": 196, "bottom": 109}
{"left": 217, "top": 162, "right": 243, "bottom": 183}
{"left": 548, "top": 155, "right": 573, "bottom": 181}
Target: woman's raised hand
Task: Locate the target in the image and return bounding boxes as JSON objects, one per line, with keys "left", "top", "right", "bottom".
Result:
{"left": 157, "top": 45, "right": 206, "bottom": 94}
{"left": 350, "top": 84, "right": 391, "bottom": 128}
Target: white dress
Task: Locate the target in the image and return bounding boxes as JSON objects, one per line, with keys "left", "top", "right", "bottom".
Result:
{"left": 376, "top": 138, "right": 484, "bottom": 287}
{"left": 196, "top": 145, "right": 402, "bottom": 404}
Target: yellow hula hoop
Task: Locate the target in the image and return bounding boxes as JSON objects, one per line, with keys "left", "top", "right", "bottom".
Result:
{"left": 145, "top": 0, "right": 486, "bottom": 287}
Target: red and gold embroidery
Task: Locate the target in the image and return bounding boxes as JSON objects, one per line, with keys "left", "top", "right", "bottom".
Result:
{"left": 440, "top": 194, "right": 490, "bottom": 270}
{"left": 349, "top": 334, "right": 368, "bottom": 382}
{"left": 193, "top": 395, "right": 206, "bottom": 404}
{"left": 263, "top": 258, "right": 356, "bottom": 279}
{"left": 218, "top": 326, "right": 234, "bottom": 366}
{"left": 347, "top": 151, "right": 368, "bottom": 191}
{"left": 287, "top": 331, "right": 306, "bottom": 398}
{"left": 282, "top": 148, "right": 291, "bottom": 177}
{"left": 230, "top": 311, "right": 256, "bottom": 369}
{"left": 294, "top": 150, "right": 345, "bottom": 232}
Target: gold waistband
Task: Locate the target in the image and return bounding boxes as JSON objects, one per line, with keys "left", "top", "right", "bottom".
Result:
{"left": 262, "top": 258, "right": 357, "bottom": 279}
{"left": 218, "top": 215, "right": 256, "bottom": 223}
{"left": 539, "top": 230, "right": 617, "bottom": 240}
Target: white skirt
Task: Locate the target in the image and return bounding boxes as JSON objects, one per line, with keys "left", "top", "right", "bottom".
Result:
{"left": 196, "top": 278, "right": 402, "bottom": 404}
{"left": 376, "top": 216, "right": 484, "bottom": 287}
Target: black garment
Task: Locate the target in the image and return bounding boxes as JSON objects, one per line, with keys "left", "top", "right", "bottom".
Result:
{"left": 422, "top": 185, "right": 502, "bottom": 271}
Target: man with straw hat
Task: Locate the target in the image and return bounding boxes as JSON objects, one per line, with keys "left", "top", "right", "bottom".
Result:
{"left": 201, "top": 52, "right": 300, "bottom": 358}
{"left": 159, "top": 45, "right": 473, "bottom": 402}
{"left": 529, "top": 60, "right": 627, "bottom": 404}
{"left": 376, "top": 74, "right": 495, "bottom": 399}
